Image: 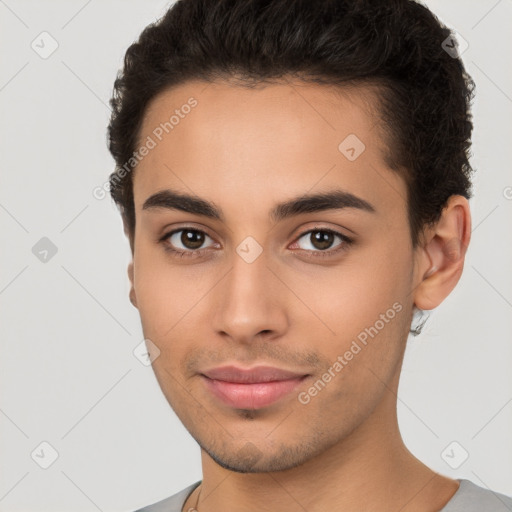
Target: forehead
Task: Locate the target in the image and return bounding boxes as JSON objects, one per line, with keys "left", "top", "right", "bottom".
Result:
{"left": 133, "top": 79, "right": 406, "bottom": 221}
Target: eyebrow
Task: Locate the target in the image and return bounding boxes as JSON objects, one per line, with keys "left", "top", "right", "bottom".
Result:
{"left": 142, "top": 188, "right": 376, "bottom": 223}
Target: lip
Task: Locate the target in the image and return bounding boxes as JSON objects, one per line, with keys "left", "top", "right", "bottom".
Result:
{"left": 202, "top": 365, "right": 307, "bottom": 383}
{"left": 201, "top": 365, "right": 309, "bottom": 409}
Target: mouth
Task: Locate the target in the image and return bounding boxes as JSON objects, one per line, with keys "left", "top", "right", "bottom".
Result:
{"left": 200, "top": 365, "right": 310, "bottom": 410}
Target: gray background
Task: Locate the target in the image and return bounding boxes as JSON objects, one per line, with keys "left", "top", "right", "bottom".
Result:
{"left": 1, "top": 0, "right": 511, "bottom": 510}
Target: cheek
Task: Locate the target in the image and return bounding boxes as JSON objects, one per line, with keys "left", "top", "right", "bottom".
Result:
{"left": 287, "top": 247, "right": 410, "bottom": 343}
{"left": 287, "top": 242, "right": 412, "bottom": 398}
{"left": 296, "top": 299, "right": 408, "bottom": 428}
{"left": 132, "top": 249, "right": 209, "bottom": 341}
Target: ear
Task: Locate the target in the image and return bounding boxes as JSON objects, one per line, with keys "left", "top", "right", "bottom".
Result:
{"left": 121, "top": 210, "right": 135, "bottom": 255}
{"left": 413, "top": 195, "right": 471, "bottom": 311}
{"left": 128, "top": 260, "right": 138, "bottom": 309}
{"left": 122, "top": 213, "right": 138, "bottom": 309}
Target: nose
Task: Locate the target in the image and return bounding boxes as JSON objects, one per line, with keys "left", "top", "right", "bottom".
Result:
{"left": 211, "top": 247, "right": 289, "bottom": 345}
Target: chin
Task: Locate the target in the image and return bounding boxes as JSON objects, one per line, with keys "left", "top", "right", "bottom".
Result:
{"left": 199, "top": 434, "right": 332, "bottom": 474}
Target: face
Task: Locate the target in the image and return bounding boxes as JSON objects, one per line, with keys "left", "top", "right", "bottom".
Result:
{"left": 130, "top": 79, "right": 420, "bottom": 473}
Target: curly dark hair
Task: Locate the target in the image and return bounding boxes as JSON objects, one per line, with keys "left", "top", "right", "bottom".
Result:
{"left": 107, "top": 0, "right": 475, "bottom": 255}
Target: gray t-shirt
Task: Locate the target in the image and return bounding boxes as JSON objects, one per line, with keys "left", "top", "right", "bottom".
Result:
{"left": 134, "top": 479, "right": 512, "bottom": 511}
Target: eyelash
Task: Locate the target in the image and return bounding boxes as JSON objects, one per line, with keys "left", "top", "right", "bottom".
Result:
{"left": 159, "top": 226, "right": 354, "bottom": 260}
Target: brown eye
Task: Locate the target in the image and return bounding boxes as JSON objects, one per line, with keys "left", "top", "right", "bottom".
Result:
{"left": 165, "top": 229, "right": 215, "bottom": 252}
{"left": 309, "top": 231, "right": 335, "bottom": 250}
{"left": 180, "top": 229, "right": 205, "bottom": 249}
{"left": 296, "top": 229, "right": 345, "bottom": 252}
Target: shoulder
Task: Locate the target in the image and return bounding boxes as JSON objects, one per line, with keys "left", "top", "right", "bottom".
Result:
{"left": 132, "top": 479, "right": 512, "bottom": 511}
{"left": 441, "top": 479, "right": 512, "bottom": 511}
{"left": 133, "top": 481, "right": 202, "bottom": 512}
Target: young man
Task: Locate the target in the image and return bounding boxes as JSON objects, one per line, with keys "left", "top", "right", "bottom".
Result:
{"left": 107, "top": 0, "right": 512, "bottom": 510}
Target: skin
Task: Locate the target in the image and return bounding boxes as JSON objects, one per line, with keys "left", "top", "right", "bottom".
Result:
{"left": 126, "top": 78, "right": 471, "bottom": 512}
